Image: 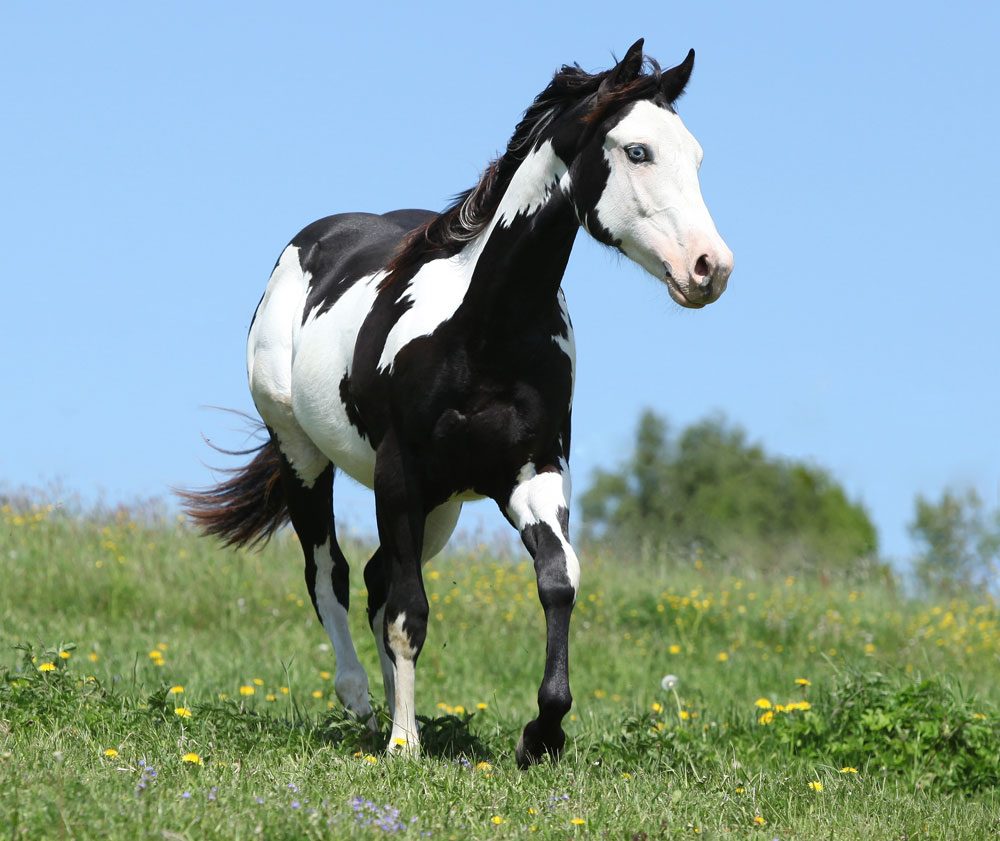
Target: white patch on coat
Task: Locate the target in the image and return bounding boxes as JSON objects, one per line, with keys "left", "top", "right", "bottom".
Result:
{"left": 496, "top": 140, "right": 568, "bottom": 226}
{"left": 553, "top": 288, "right": 576, "bottom": 402}
{"left": 386, "top": 612, "right": 419, "bottom": 752}
{"left": 290, "top": 272, "right": 384, "bottom": 487}
{"left": 247, "top": 245, "right": 328, "bottom": 485}
{"left": 312, "top": 539, "right": 372, "bottom": 718}
{"left": 422, "top": 500, "right": 463, "bottom": 562}
{"left": 592, "top": 101, "right": 731, "bottom": 300}
{"left": 507, "top": 460, "right": 580, "bottom": 592}
{"left": 378, "top": 141, "right": 569, "bottom": 373}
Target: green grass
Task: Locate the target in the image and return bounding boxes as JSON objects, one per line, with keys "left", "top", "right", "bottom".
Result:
{"left": 1, "top": 501, "right": 999, "bottom": 839}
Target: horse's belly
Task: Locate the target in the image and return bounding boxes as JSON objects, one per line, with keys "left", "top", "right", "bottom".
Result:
{"left": 290, "top": 272, "right": 383, "bottom": 488}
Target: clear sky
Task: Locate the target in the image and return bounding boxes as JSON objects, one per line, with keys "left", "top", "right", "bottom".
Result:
{"left": 2, "top": 2, "right": 998, "bottom": 564}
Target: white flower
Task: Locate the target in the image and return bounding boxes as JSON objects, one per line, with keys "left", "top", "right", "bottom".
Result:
{"left": 661, "top": 674, "right": 679, "bottom": 691}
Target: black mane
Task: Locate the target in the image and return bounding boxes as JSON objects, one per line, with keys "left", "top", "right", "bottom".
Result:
{"left": 381, "top": 53, "right": 667, "bottom": 287}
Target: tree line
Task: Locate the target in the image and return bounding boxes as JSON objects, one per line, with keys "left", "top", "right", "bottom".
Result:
{"left": 579, "top": 410, "right": 998, "bottom": 592}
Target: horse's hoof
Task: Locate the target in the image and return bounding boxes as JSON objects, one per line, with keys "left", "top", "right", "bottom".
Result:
{"left": 515, "top": 721, "right": 564, "bottom": 769}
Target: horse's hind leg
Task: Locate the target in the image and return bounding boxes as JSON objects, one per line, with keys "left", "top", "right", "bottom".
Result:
{"left": 276, "top": 451, "right": 372, "bottom": 722}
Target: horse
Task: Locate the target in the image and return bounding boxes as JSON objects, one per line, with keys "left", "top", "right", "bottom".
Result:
{"left": 182, "top": 38, "right": 733, "bottom": 767}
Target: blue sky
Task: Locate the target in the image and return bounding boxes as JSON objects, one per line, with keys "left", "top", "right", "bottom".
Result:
{"left": 2, "top": 2, "right": 997, "bottom": 563}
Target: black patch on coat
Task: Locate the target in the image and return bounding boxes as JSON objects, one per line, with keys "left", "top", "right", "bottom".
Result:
{"left": 338, "top": 372, "right": 367, "bottom": 441}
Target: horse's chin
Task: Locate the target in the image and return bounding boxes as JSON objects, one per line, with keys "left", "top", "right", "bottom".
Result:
{"left": 664, "top": 276, "right": 708, "bottom": 309}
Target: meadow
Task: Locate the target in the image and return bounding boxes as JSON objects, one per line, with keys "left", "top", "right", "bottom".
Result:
{"left": 1, "top": 499, "right": 998, "bottom": 839}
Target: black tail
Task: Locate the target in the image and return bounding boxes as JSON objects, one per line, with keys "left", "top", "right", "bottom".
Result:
{"left": 178, "top": 428, "right": 289, "bottom": 549}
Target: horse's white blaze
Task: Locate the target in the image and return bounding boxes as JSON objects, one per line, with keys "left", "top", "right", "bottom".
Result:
{"left": 378, "top": 141, "right": 570, "bottom": 373}
{"left": 386, "top": 612, "right": 419, "bottom": 752}
{"left": 247, "top": 245, "right": 328, "bottom": 485}
{"left": 291, "top": 272, "right": 383, "bottom": 486}
{"left": 507, "top": 460, "right": 580, "bottom": 592}
{"left": 594, "top": 101, "right": 731, "bottom": 304}
{"left": 313, "top": 539, "right": 371, "bottom": 717}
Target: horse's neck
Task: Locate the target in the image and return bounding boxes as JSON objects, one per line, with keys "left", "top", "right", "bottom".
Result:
{"left": 464, "top": 141, "right": 579, "bottom": 312}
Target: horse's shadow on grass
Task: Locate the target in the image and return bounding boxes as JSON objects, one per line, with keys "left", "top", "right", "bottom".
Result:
{"left": 309, "top": 706, "right": 497, "bottom": 762}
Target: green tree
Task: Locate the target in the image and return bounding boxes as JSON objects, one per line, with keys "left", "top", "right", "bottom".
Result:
{"left": 579, "top": 410, "right": 878, "bottom": 572}
{"left": 909, "top": 488, "right": 1000, "bottom": 594}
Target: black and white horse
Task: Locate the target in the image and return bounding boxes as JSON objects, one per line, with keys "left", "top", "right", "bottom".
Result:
{"left": 184, "top": 39, "right": 732, "bottom": 766}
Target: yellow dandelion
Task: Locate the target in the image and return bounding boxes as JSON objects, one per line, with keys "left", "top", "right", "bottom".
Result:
{"left": 363, "top": 754, "right": 377, "bottom": 765}
{"left": 839, "top": 767, "right": 858, "bottom": 774}
{"left": 280, "top": 686, "right": 290, "bottom": 695}
{"left": 527, "top": 808, "right": 538, "bottom": 815}
{"left": 88, "top": 652, "right": 99, "bottom": 663}
{"left": 103, "top": 748, "right": 119, "bottom": 758}
{"left": 669, "top": 644, "right": 682, "bottom": 654}
{"left": 491, "top": 816, "right": 504, "bottom": 825}
{"left": 252, "top": 677, "right": 264, "bottom": 686}
{"left": 621, "top": 772, "right": 632, "bottom": 780}
{"left": 754, "top": 698, "right": 772, "bottom": 709}
{"left": 311, "top": 690, "right": 323, "bottom": 699}
{"left": 678, "top": 710, "right": 690, "bottom": 721}
{"left": 973, "top": 712, "right": 987, "bottom": 720}
{"left": 58, "top": 651, "right": 71, "bottom": 660}
{"left": 593, "top": 689, "right": 606, "bottom": 699}
{"left": 716, "top": 651, "right": 729, "bottom": 662}
{"left": 393, "top": 737, "right": 407, "bottom": 747}
{"left": 148, "top": 650, "right": 162, "bottom": 660}
{"left": 794, "top": 677, "right": 811, "bottom": 686}
{"left": 218, "top": 692, "right": 229, "bottom": 701}
{"left": 239, "top": 685, "right": 255, "bottom": 696}
{"left": 476, "top": 702, "right": 488, "bottom": 711}
{"left": 651, "top": 702, "right": 663, "bottom": 713}
{"left": 864, "top": 643, "right": 876, "bottom": 654}
{"left": 758, "top": 710, "right": 774, "bottom": 725}
{"left": 753, "top": 815, "right": 766, "bottom": 826}
{"left": 319, "top": 670, "right": 331, "bottom": 681}
{"left": 353, "top": 750, "right": 364, "bottom": 758}
{"left": 157, "top": 642, "right": 169, "bottom": 651}
{"left": 181, "top": 752, "right": 203, "bottom": 765}
{"left": 265, "top": 693, "right": 277, "bottom": 702}
{"left": 808, "top": 781, "right": 823, "bottom": 792}
{"left": 570, "top": 818, "right": 586, "bottom": 826}
{"left": 169, "top": 685, "right": 184, "bottom": 695}
{"left": 174, "top": 707, "right": 192, "bottom": 718}
{"left": 735, "top": 786, "right": 745, "bottom": 794}
{"left": 38, "top": 662, "right": 56, "bottom": 673}
{"left": 475, "top": 761, "right": 492, "bottom": 771}
{"left": 453, "top": 705, "right": 466, "bottom": 714}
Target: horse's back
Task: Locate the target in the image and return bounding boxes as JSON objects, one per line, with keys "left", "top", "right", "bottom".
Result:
{"left": 247, "top": 210, "right": 433, "bottom": 486}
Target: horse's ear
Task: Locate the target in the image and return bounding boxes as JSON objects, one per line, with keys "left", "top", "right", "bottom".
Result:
{"left": 661, "top": 48, "right": 695, "bottom": 102}
{"left": 603, "top": 38, "right": 645, "bottom": 90}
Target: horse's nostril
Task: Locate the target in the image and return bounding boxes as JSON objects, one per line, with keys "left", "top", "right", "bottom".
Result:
{"left": 694, "top": 254, "right": 712, "bottom": 280}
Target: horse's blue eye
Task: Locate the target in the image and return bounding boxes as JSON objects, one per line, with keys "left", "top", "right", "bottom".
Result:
{"left": 625, "top": 144, "right": 650, "bottom": 163}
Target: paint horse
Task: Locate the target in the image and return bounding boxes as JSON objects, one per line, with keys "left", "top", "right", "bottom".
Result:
{"left": 183, "top": 39, "right": 733, "bottom": 766}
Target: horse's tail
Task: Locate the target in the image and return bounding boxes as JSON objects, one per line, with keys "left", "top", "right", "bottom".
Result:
{"left": 177, "top": 426, "right": 289, "bottom": 549}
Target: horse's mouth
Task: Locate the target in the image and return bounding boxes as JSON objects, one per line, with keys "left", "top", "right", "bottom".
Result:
{"left": 663, "top": 268, "right": 707, "bottom": 309}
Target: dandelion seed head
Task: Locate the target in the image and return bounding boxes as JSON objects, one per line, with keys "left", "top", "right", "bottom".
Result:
{"left": 660, "top": 674, "right": 679, "bottom": 691}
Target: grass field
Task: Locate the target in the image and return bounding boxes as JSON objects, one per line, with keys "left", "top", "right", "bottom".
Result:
{"left": 2, "top": 500, "right": 999, "bottom": 839}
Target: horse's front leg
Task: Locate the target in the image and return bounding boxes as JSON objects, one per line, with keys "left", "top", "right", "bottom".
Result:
{"left": 505, "top": 460, "right": 579, "bottom": 768}
{"left": 373, "top": 430, "right": 427, "bottom": 755}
